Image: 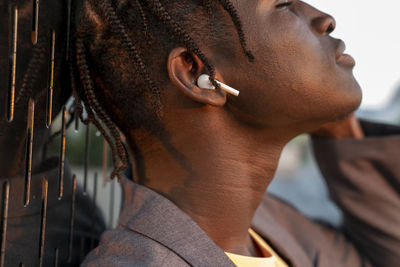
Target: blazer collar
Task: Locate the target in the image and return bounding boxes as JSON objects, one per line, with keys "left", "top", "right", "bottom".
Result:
{"left": 251, "top": 196, "right": 313, "bottom": 267}
{"left": 119, "top": 178, "right": 235, "bottom": 267}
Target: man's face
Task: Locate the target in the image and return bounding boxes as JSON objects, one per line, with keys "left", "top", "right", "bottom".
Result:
{"left": 218, "top": 0, "right": 362, "bottom": 129}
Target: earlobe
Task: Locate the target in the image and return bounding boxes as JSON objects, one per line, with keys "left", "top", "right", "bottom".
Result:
{"left": 167, "top": 47, "right": 227, "bottom": 107}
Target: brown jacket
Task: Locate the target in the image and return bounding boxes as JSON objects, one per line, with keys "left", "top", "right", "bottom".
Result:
{"left": 82, "top": 121, "right": 400, "bottom": 267}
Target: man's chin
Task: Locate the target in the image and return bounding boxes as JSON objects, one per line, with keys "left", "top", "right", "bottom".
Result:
{"left": 313, "top": 93, "right": 362, "bottom": 129}
{"left": 335, "top": 86, "right": 363, "bottom": 121}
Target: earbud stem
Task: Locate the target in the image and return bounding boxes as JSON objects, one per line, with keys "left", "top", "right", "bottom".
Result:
{"left": 197, "top": 74, "right": 240, "bottom": 96}
{"left": 214, "top": 80, "right": 240, "bottom": 97}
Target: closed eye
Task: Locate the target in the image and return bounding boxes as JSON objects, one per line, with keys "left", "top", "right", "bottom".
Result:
{"left": 276, "top": 0, "right": 293, "bottom": 8}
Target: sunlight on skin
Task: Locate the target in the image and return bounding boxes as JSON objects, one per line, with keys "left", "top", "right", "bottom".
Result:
{"left": 306, "top": 0, "right": 400, "bottom": 108}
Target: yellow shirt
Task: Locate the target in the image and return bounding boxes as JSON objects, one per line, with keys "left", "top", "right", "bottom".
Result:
{"left": 225, "top": 229, "right": 289, "bottom": 267}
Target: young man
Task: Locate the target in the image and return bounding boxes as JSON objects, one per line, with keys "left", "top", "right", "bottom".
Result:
{"left": 70, "top": 0, "right": 400, "bottom": 266}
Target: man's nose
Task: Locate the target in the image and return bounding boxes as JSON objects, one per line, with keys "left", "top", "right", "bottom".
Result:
{"left": 312, "top": 14, "right": 336, "bottom": 35}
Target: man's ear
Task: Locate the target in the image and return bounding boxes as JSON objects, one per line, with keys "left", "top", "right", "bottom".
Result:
{"left": 167, "top": 47, "right": 227, "bottom": 106}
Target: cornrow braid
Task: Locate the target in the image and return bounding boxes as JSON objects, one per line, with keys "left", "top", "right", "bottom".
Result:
{"left": 134, "top": 0, "right": 151, "bottom": 45}
{"left": 68, "top": 42, "right": 88, "bottom": 125}
{"left": 95, "top": 0, "right": 162, "bottom": 114}
{"left": 70, "top": 0, "right": 255, "bottom": 180}
{"left": 217, "top": 0, "right": 255, "bottom": 62}
{"left": 75, "top": 37, "right": 127, "bottom": 180}
{"left": 15, "top": 35, "right": 48, "bottom": 104}
{"left": 143, "top": 0, "right": 220, "bottom": 89}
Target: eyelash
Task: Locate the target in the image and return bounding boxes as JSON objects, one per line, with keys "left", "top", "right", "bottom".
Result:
{"left": 276, "top": 1, "right": 293, "bottom": 8}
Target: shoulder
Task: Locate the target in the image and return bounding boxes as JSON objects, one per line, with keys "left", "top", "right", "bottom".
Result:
{"left": 257, "top": 193, "right": 339, "bottom": 242}
{"left": 81, "top": 225, "right": 190, "bottom": 267}
{"left": 255, "top": 193, "right": 373, "bottom": 267}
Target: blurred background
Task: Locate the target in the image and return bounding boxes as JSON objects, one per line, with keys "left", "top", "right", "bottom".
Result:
{"left": 269, "top": 0, "right": 400, "bottom": 226}
{"left": 47, "top": 0, "right": 400, "bottom": 227}
{"left": 307, "top": 0, "right": 400, "bottom": 110}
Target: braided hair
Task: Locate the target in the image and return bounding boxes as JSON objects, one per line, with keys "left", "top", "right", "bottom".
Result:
{"left": 69, "top": 0, "right": 254, "bottom": 181}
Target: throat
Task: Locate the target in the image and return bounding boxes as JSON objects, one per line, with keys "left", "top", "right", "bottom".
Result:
{"left": 160, "top": 169, "right": 277, "bottom": 257}
{"left": 126, "top": 120, "right": 289, "bottom": 258}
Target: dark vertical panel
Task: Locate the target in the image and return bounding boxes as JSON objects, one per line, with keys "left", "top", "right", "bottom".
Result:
{"left": 38, "top": 177, "right": 48, "bottom": 267}
{"left": 108, "top": 179, "right": 115, "bottom": 229}
{"left": 0, "top": 182, "right": 10, "bottom": 267}
{"left": 46, "top": 30, "right": 55, "bottom": 128}
{"left": 24, "top": 98, "right": 35, "bottom": 206}
{"left": 32, "top": 0, "right": 39, "bottom": 44}
{"left": 90, "top": 173, "right": 98, "bottom": 249}
{"left": 67, "top": 175, "right": 77, "bottom": 263}
{"left": 102, "top": 139, "right": 108, "bottom": 187}
{"left": 66, "top": 0, "right": 72, "bottom": 60}
{"left": 83, "top": 124, "right": 90, "bottom": 193}
{"left": 54, "top": 248, "right": 59, "bottom": 267}
{"left": 7, "top": 5, "right": 18, "bottom": 122}
{"left": 58, "top": 107, "right": 67, "bottom": 199}
{"left": 79, "top": 237, "right": 85, "bottom": 262}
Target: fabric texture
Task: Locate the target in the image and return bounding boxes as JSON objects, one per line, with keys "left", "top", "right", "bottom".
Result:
{"left": 82, "top": 121, "right": 400, "bottom": 267}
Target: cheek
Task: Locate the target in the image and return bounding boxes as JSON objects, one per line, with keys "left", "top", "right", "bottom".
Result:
{"left": 244, "top": 27, "right": 326, "bottom": 117}
{"left": 229, "top": 17, "right": 361, "bottom": 127}
{"left": 252, "top": 14, "right": 331, "bottom": 97}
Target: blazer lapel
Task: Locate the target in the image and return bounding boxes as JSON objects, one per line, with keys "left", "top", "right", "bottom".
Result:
{"left": 251, "top": 195, "right": 313, "bottom": 267}
{"left": 119, "top": 178, "right": 235, "bottom": 267}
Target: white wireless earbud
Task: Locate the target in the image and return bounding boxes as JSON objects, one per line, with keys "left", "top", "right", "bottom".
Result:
{"left": 197, "top": 74, "right": 240, "bottom": 97}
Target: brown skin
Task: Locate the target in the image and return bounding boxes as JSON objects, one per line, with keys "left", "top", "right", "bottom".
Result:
{"left": 311, "top": 114, "right": 364, "bottom": 139}
{"left": 126, "top": 0, "right": 363, "bottom": 257}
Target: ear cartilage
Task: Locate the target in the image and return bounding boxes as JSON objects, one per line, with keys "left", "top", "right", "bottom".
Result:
{"left": 197, "top": 74, "right": 240, "bottom": 97}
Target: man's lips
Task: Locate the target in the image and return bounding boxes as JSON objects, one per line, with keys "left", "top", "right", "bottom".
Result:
{"left": 336, "top": 40, "right": 356, "bottom": 66}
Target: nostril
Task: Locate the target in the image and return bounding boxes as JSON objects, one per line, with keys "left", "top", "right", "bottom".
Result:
{"left": 326, "top": 15, "right": 336, "bottom": 34}
{"left": 312, "top": 15, "right": 336, "bottom": 35}
{"left": 326, "top": 22, "right": 335, "bottom": 34}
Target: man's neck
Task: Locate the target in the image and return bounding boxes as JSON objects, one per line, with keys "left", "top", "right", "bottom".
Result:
{"left": 127, "top": 111, "right": 293, "bottom": 256}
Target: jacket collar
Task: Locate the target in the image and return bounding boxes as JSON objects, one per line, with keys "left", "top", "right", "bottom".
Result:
{"left": 119, "top": 177, "right": 236, "bottom": 267}
{"left": 119, "top": 176, "right": 313, "bottom": 267}
{"left": 251, "top": 196, "right": 313, "bottom": 267}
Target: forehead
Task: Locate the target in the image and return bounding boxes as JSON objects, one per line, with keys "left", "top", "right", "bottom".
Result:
{"left": 231, "top": 0, "right": 258, "bottom": 14}
{"left": 234, "top": 0, "right": 278, "bottom": 5}
{"left": 232, "top": 0, "right": 274, "bottom": 14}
{"left": 229, "top": 0, "right": 268, "bottom": 23}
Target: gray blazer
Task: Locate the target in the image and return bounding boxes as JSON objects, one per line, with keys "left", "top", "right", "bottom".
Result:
{"left": 82, "top": 121, "right": 400, "bottom": 267}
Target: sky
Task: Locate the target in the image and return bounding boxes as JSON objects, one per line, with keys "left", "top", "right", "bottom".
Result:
{"left": 306, "top": 0, "right": 400, "bottom": 108}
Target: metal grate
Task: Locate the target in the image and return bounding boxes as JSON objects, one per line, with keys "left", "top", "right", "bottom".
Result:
{"left": 7, "top": 5, "right": 18, "bottom": 122}
{"left": 0, "top": 0, "right": 121, "bottom": 266}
